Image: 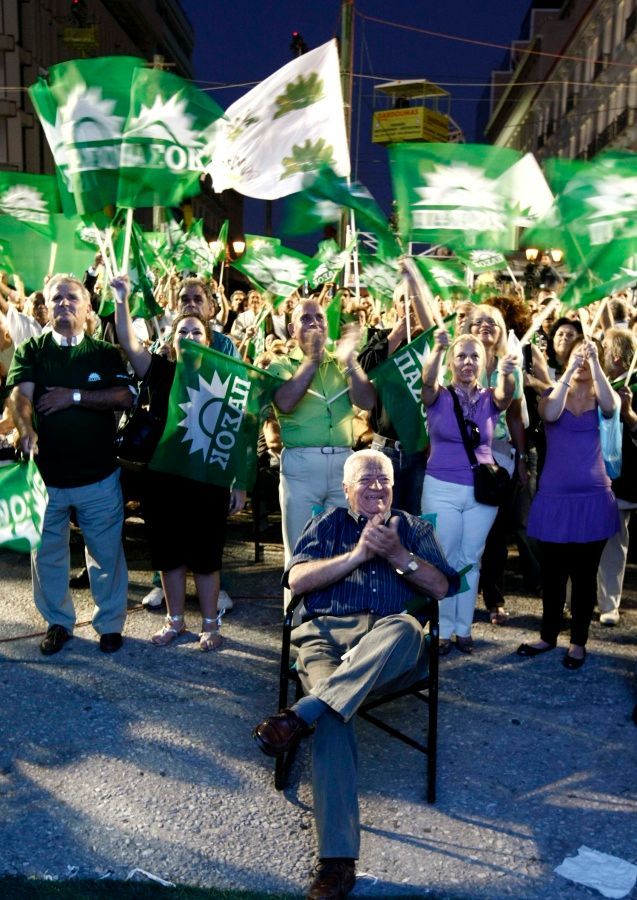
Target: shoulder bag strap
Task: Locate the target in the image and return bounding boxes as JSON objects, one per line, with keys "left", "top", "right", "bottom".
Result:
{"left": 448, "top": 386, "right": 479, "bottom": 469}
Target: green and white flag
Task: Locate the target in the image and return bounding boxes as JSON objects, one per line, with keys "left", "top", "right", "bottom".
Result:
{"left": 149, "top": 342, "right": 283, "bottom": 489}
{"left": 358, "top": 253, "right": 402, "bottom": 306}
{"left": 312, "top": 238, "right": 351, "bottom": 286}
{"left": 98, "top": 222, "right": 161, "bottom": 318}
{"left": 453, "top": 248, "right": 508, "bottom": 273}
{"left": 210, "top": 40, "right": 350, "bottom": 199}
{"left": 283, "top": 166, "right": 398, "bottom": 258}
{"left": 0, "top": 214, "right": 94, "bottom": 293}
{"left": 368, "top": 327, "right": 437, "bottom": 453}
{"left": 0, "top": 458, "right": 48, "bottom": 553}
{"left": 0, "top": 172, "right": 61, "bottom": 239}
{"left": 29, "top": 56, "right": 145, "bottom": 215}
{"left": 175, "top": 219, "right": 214, "bottom": 274}
{"left": 118, "top": 66, "right": 224, "bottom": 208}
{"left": 209, "top": 219, "right": 229, "bottom": 267}
{"left": 390, "top": 143, "right": 536, "bottom": 251}
{"left": 414, "top": 256, "right": 471, "bottom": 300}
{"left": 231, "top": 239, "right": 318, "bottom": 306}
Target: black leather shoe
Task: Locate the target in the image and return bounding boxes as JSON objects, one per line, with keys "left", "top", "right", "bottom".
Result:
{"left": 455, "top": 636, "right": 474, "bottom": 654}
{"left": 252, "top": 708, "right": 313, "bottom": 758}
{"left": 99, "top": 633, "right": 123, "bottom": 653}
{"left": 516, "top": 642, "right": 555, "bottom": 658}
{"left": 307, "top": 859, "right": 356, "bottom": 900}
{"left": 40, "top": 625, "right": 72, "bottom": 656}
{"left": 69, "top": 567, "right": 90, "bottom": 589}
{"left": 562, "top": 648, "right": 586, "bottom": 670}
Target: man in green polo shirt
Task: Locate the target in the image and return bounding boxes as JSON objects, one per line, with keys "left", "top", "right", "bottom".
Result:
{"left": 267, "top": 297, "right": 376, "bottom": 598}
{"left": 7, "top": 274, "right": 134, "bottom": 656}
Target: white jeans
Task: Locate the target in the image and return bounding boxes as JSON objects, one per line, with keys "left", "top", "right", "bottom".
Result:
{"left": 421, "top": 474, "right": 498, "bottom": 639}
{"left": 597, "top": 502, "right": 635, "bottom": 613}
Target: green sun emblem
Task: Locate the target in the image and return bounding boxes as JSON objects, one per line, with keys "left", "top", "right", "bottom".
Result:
{"left": 228, "top": 112, "right": 260, "bottom": 141}
{"left": 273, "top": 73, "right": 324, "bottom": 120}
{"left": 280, "top": 139, "right": 336, "bottom": 180}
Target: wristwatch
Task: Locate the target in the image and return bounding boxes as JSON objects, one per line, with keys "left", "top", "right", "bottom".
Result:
{"left": 395, "top": 553, "right": 418, "bottom": 576}
{"left": 72, "top": 390, "right": 82, "bottom": 404}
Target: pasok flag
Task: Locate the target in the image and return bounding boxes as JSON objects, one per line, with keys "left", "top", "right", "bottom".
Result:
{"left": 0, "top": 458, "right": 48, "bottom": 553}
{"left": 29, "top": 56, "right": 145, "bottom": 216}
{"left": 0, "top": 172, "right": 61, "bottom": 240}
{"left": 118, "top": 66, "right": 224, "bottom": 209}
{"left": 368, "top": 327, "right": 436, "bottom": 454}
{"left": 149, "top": 342, "right": 283, "bottom": 490}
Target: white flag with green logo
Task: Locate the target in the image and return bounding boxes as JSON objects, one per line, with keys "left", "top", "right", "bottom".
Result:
{"left": 209, "top": 40, "right": 350, "bottom": 199}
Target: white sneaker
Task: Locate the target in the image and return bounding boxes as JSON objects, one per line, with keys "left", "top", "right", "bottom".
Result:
{"left": 142, "top": 586, "right": 165, "bottom": 609}
{"left": 217, "top": 590, "right": 233, "bottom": 612}
{"left": 600, "top": 609, "right": 620, "bottom": 626}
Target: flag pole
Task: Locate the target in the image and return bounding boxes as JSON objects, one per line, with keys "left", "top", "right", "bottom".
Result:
{"left": 121, "top": 208, "right": 134, "bottom": 274}
{"left": 94, "top": 231, "right": 114, "bottom": 284}
{"left": 519, "top": 298, "right": 560, "bottom": 347}
{"left": 47, "top": 242, "right": 58, "bottom": 276}
{"left": 588, "top": 296, "right": 607, "bottom": 336}
{"left": 624, "top": 346, "right": 637, "bottom": 386}
{"left": 349, "top": 210, "right": 361, "bottom": 301}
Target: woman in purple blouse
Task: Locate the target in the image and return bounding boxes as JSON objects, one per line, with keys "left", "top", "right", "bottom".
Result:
{"left": 517, "top": 337, "right": 619, "bottom": 669}
{"left": 421, "top": 331, "right": 517, "bottom": 655}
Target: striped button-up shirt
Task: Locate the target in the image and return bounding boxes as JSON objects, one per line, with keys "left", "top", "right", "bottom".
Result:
{"left": 285, "top": 506, "right": 459, "bottom": 618}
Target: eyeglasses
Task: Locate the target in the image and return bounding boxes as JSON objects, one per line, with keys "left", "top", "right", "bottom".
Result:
{"left": 470, "top": 317, "right": 497, "bottom": 328}
{"left": 465, "top": 420, "right": 481, "bottom": 448}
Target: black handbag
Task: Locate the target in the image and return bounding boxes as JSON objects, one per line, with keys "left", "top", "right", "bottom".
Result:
{"left": 448, "top": 386, "right": 510, "bottom": 507}
{"left": 115, "top": 364, "right": 165, "bottom": 472}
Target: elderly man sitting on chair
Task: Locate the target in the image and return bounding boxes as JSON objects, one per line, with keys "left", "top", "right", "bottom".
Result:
{"left": 253, "top": 448, "right": 458, "bottom": 900}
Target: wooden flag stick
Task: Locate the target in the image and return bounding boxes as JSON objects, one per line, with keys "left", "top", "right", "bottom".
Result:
{"left": 624, "top": 345, "right": 637, "bottom": 386}
{"left": 106, "top": 229, "right": 118, "bottom": 276}
{"left": 121, "top": 208, "right": 134, "bottom": 274}
{"left": 519, "top": 298, "right": 560, "bottom": 347}
{"left": 578, "top": 306, "right": 589, "bottom": 337}
{"left": 94, "top": 230, "right": 114, "bottom": 284}
{"left": 47, "top": 242, "right": 58, "bottom": 276}
{"left": 588, "top": 297, "right": 607, "bottom": 336}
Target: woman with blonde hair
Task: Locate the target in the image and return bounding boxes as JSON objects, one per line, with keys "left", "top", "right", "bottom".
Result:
{"left": 421, "top": 329, "right": 517, "bottom": 654}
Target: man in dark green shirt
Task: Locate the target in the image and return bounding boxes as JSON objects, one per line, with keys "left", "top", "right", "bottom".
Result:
{"left": 7, "top": 274, "right": 133, "bottom": 656}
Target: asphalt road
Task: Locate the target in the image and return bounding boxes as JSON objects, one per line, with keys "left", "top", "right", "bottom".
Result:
{"left": 0, "top": 513, "right": 636, "bottom": 898}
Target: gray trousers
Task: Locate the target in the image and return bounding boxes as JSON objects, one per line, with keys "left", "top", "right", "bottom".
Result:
{"left": 293, "top": 613, "right": 428, "bottom": 858}
{"left": 32, "top": 470, "right": 128, "bottom": 636}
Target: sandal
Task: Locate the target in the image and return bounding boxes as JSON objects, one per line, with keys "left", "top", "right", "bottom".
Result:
{"left": 199, "top": 618, "right": 223, "bottom": 652}
{"left": 489, "top": 608, "right": 509, "bottom": 626}
{"left": 151, "top": 615, "right": 186, "bottom": 646}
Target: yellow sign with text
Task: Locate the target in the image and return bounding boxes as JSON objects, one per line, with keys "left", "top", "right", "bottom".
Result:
{"left": 372, "top": 107, "right": 449, "bottom": 144}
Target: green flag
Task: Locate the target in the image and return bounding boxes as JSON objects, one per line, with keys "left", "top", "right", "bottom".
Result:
{"left": 312, "top": 238, "right": 351, "bottom": 286}
{"left": 149, "top": 341, "right": 283, "bottom": 489}
{"left": 209, "top": 220, "right": 229, "bottom": 267}
{"left": 368, "top": 327, "right": 437, "bottom": 454}
{"left": 0, "top": 458, "right": 48, "bottom": 553}
{"left": 453, "top": 248, "right": 508, "bottom": 273}
{"left": 390, "top": 143, "right": 526, "bottom": 251}
{"left": 231, "top": 239, "right": 318, "bottom": 306}
{"left": 358, "top": 253, "right": 401, "bottom": 306}
{"left": 0, "top": 172, "right": 61, "bottom": 239}
{"left": 99, "top": 222, "right": 162, "bottom": 318}
{"left": 414, "top": 256, "right": 471, "bottom": 301}
{"left": 29, "top": 56, "right": 145, "bottom": 215}
{"left": 283, "top": 166, "right": 398, "bottom": 257}
{"left": 175, "top": 219, "right": 214, "bottom": 274}
{"left": 118, "top": 66, "right": 224, "bottom": 208}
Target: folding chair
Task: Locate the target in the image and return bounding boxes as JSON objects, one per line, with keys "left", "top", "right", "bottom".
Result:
{"left": 273, "top": 592, "right": 440, "bottom": 803}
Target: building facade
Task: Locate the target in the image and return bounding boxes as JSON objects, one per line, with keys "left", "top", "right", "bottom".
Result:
{"left": 485, "top": 0, "right": 637, "bottom": 160}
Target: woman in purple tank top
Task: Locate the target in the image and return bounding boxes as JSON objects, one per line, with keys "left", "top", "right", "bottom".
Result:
{"left": 517, "top": 337, "right": 619, "bottom": 669}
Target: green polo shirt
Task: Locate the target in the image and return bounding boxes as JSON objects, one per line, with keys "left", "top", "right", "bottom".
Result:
{"left": 7, "top": 332, "right": 133, "bottom": 487}
{"left": 268, "top": 348, "right": 354, "bottom": 448}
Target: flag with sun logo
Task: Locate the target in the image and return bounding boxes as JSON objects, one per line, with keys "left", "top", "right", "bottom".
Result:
{"left": 209, "top": 40, "right": 350, "bottom": 199}
{"left": 389, "top": 144, "right": 552, "bottom": 253}
{"left": 149, "top": 342, "right": 283, "bottom": 490}
{"left": 29, "top": 56, "right": 145, "bottom": 216}
{"left": 231, "top": 239, "right": 319, "bottom": 306}
{"left": 0, "top": 172, "right": 61, "bottom": 239}
{"left": 118, "top": 67, "right": 225, "bottom": 209}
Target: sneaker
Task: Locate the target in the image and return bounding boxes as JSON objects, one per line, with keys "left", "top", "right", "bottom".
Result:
{"left": 600, "top": 609, "right": 620, "bottom": 626}
{"left": 142, "top": 586, "right": 165, "bottom": 609}
{"left": 217, "top": 589, "right": 233, "bottom": 612}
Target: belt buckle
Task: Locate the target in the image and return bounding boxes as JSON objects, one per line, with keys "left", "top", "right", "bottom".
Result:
{"left": 321, "top": 446, "right": 336, "bottom": 455}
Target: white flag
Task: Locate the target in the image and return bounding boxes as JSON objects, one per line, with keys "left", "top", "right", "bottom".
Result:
{"left": 209, "top": 40, "right": 350, "bottom": 199}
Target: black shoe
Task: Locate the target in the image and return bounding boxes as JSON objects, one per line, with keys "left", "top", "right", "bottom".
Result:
{"left": 516, "top": 642, "right": 555, "bottom": 658}
{"left": 40, "top": 625, "right": 72, "bottom": 656}
{"left": 307, "top": 859, "right": 356, "bottom": 900}
{"left": 455, "top": 636, "right": 474, "bottom": 654}
{"left": 99, "top": 633, "right": 123, "bottom": 653}
{"left": 562, "top": 648, "right": 586, "bottom": 670}
{"left": 69, "top": 567, "right": 90, "bottom": 589}
{"left": 253, "top": 708, "right": 314, "bottom": 758}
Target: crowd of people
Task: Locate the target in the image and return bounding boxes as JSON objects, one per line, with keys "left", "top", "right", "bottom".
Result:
{"left": 0, "top": 252, "right": 635, "bottom": 899}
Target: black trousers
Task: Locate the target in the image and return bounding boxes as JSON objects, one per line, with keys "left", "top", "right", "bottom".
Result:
{"left": 538, "top": 539, "right": 606, "bottom": 647}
